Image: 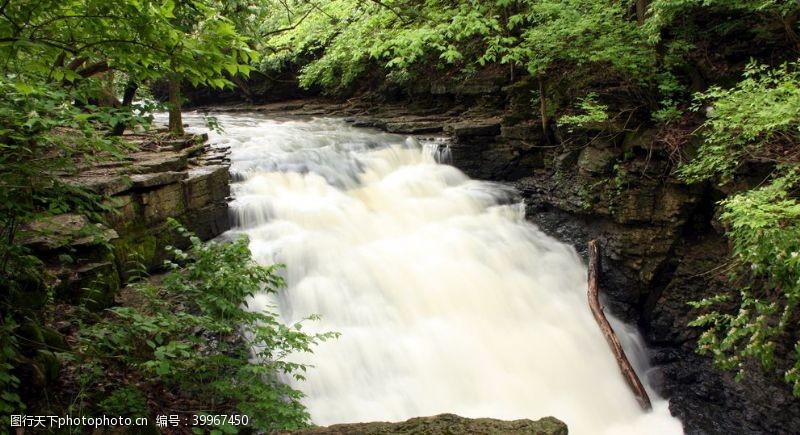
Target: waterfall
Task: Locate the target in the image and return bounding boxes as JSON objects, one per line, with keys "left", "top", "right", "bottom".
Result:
{"left": 181, "top": 113, "right": 684, "bottom": 435}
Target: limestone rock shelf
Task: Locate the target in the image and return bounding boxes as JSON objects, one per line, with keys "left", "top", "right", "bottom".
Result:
{"left": 19, "top": 132, "right": 231, "bottom": 309}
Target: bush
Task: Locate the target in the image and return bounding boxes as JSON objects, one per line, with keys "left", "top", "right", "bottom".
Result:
{"left": 681, "top": 61, "right": 800, "bottom": 395}
{"left": 72, "top": 221, "right": 337, "bottom": 432}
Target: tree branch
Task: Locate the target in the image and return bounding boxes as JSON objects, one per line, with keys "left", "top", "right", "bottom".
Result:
{"left": 587, "top": 240, "right": 652, "bottom": 411}
{"left": 77, "top": 60, "right": 109, "bottom": 78}
{"left": 364, "top": 0, "right": 417, "bottom": 24}
{"left": 28, "top": 14, "right": 123, "bottom": 36}
{"left": 0, "top": 37, "right": 77, "bottom": 53}
{"left": 77, "top": 38, "right": 171, "bottom": 55}
{"left": 261, "top": 7, "right": 315, "bottom": 37}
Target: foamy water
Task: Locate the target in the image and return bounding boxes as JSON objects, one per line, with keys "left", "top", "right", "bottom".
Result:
{"left": 180, "top": 113, "right": 684, "bottom": 435}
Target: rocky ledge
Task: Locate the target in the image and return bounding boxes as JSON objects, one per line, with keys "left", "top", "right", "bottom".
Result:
{"left": 282, "top": 414, "right": 568, "bottom": 435}
{"left": 18, "top": 131, "right": 231, "bottom": 310}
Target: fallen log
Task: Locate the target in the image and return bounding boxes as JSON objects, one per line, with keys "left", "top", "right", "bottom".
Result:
{"left": 587, "top": 239, "right": 652, "bottom": 410}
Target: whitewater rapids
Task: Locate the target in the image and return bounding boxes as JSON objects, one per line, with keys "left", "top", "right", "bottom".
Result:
{"left": 181, "top": 113, "right": 684, "bottom": 435}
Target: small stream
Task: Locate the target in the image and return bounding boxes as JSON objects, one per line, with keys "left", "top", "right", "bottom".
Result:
{"left": 181, "top": 112, "right": 684, "bottom": 434}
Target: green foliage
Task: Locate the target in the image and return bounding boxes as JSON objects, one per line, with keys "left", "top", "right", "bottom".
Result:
{"left": 681, "top": 59, "right": 800, "bottom": 395}
{"left": 558, "top": 93, "right": 609, "bottom": 131}
{"left": 645, "top": 0, "right": 799, "bottom": 43}
{"left": 508, "top": 0, "right": 655, "bottom": 79}
{"left": 75, "top": 222, "right": 337, "bottom": 431}
{"left": 0, "top": 77, "right": 128, "bottom": 303}
{"left": 0, "top": 0, "right": 255, "bottom": 89}
{"left": 689, "top": 169, "right": 800, "bottom": 394}
{"left": 257, "top": 0, "right": 657, "bottom": 92}
{"left": 98, "top": 386, "right": 150, "bottom": 417}
{"left": 680, "top": 61, "right": 800, "bottom": 184}
{"left": 0, "top": 319, "right": 24, "bottom": 427}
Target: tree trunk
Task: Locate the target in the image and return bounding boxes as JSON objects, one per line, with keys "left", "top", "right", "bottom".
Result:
{"left": 168, "top": 74, "right": 184, "bottom": 135}
{"left": 110, "top": 81, "right": 139, "bottom": 136}
{"left": 231, "top": 75, "right": 253, "bottom": 104}
{"left": 636, "top": 0, "right": 648, "bottom": 26}
{"left": 587, "top": 240, "right": 652, "bottom": 410}
{"left": 538, "top": 77, "right": 548, "bottom": 135}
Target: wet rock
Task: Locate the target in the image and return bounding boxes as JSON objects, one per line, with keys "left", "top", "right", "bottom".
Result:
{"left": 503, "top": 77, "right": 538, "bottom": 123}
{"left": 20, "top": 214, "right": 118, "bottom": 252}
{"left": 283, "top": 414, "right": 567, "bottom": 435}
{"left": 351, "top": 118, "right": 387, "bottom": 129}
{"left": 33, "top": 133, "right": 231, "bottom": 312}
{"left": 451, "top": 120, "right": 501, "bottom": 139}
{"left": 183, "top": 202, "right": 229, "bottom": 241}
{"left": 385, "top": 121, "right": 444, "bottom": 134}
{"left": 646, "top": 236, "right": 800, "bottom": 435}
{"left": 554, "top": 150, "right": 580, "bottom": 171}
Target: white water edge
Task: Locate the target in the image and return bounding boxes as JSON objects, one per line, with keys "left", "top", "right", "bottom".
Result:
{"left": 177, "top": 112, "right": 684, "bottom": 435}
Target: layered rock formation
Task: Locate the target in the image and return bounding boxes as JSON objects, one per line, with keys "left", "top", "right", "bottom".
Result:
{"left": 19, "top": 133, "right": 231, "bottom": 310}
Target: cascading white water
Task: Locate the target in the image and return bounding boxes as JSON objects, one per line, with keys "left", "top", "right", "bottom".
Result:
{"left": 180, "top": 112, "right": 684, "bottom": 435}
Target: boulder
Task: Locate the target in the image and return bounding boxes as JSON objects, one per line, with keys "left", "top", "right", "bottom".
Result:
{"left": 577, "top": 146, "right": 619, "bottom": 175}
{"left": 282, "top": 414, "right": 567, "bottom": 435}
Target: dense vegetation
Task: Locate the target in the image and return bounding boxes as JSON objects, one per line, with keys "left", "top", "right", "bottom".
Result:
{"left": 75, "top": 222, "right": 335, "bottom": 432}
{"left": 2, "top": 0, "right": 800, "bottom": 431}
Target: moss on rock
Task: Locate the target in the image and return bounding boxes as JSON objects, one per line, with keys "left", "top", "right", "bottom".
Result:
{"left": 283, "top": 414, "right": 568, "bottom": 435}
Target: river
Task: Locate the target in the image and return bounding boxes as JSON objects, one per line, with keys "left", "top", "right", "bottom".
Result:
{"left": 180, "top": 112, "right": 684, "bottom": 435}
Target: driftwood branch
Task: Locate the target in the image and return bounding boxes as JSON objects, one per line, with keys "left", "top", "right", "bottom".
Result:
{"left": 587, "top": 239, "right": 652, "bottom": 410}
